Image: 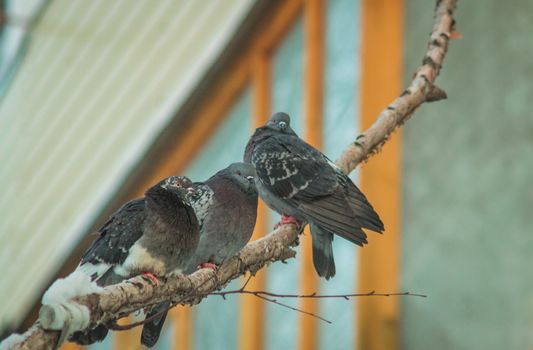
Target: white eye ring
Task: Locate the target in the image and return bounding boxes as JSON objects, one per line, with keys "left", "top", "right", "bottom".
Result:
{"left": 278, "top": 121, "right": 287, "bottom": 128}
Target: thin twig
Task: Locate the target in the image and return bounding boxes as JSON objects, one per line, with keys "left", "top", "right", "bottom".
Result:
{"left": 215, "top": 273, "right": 332, "bottom": 324}
{"left": 240, "top": 274, "right": 254, "bottom": 291}
{"left": 211, "top": 290, "right": 427, "bottom": 299}
{"left": 254, "top": 294, "right": 332, "bottom": 324}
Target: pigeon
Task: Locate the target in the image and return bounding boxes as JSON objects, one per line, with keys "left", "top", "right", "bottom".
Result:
{"left": 185, "top": 162, "right": 258, "bottom": 272}
{"left": 244, "top": 112, "right": 384, "bottom": 280}
{"left": 70, "top": 176, "right": 200, "bottom": 345}
{"left": 141, "top": 162, "right": 258, "bottom": 347}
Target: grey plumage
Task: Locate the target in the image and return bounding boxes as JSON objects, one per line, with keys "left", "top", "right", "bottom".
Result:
{"left": 244, "top": 112, "right": 384, "bottom": 280}
{"left": 141, "top": 162, "right": 258, "bottom": 347}
{"left": 186, "top": 162, "right": 258, "bottom": 272}
{"left": 71, "top": 176, "right": 200, "bottom": 345}
{"left": 309, "top": 223, "right": 336, "bottom": 278}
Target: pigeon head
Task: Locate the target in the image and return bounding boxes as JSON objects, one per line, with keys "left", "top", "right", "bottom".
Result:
{"left": 265, "top": 112, "right": 295, "bottom": 135}
{"left": 145, "top": 176, "right": 195, "bottom": 211}
{"left": 218, "top": 162, "right": 257, "bottom": 195}
{"left": 159, "top": 176, "right": 194, "bottom": 199}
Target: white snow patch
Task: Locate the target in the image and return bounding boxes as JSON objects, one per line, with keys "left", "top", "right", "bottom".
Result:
{"left": 42, "top": 270, "right": 102, "bottom": 305}
{"left": 39, "top": 271, "right": 104, "bottom": 338}
{"left": 0, "top": 333, "right": 25, "bottom": 350}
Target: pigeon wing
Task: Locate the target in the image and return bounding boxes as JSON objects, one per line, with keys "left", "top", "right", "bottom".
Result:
{"left": 78, "top": 198, "right": 146, "bottom": 280}
{"left": 252, "top": 133, "right": 339, "bottom": 200}
{"left": 253, "top": 134, "right": 370, "bottom": 245}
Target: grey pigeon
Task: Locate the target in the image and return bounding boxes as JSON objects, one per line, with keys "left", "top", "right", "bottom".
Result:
{"left": 141, "top": 162, "right": 258, "bottom": 347}
{"left": 244, "top": 112, "right": 384, "bottom": 280}
{"left": 70, "top": 176, "right": 200, "bottom": 345}
{"left": 185, "top": 162, "right": 258, "bottom": 272}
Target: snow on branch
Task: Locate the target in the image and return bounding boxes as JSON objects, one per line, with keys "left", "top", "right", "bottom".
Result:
{"left": 2, "top": 1, "right": 458, "bottom": 349}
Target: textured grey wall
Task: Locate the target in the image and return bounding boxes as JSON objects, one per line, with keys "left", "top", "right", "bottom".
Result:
{"left": 402, "top": 1, "right": 533, "bottom": 349}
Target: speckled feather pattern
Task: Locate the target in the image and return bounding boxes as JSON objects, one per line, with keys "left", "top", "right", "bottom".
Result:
{"left": 245, "top": 114, "right": 384, "bottom": 279}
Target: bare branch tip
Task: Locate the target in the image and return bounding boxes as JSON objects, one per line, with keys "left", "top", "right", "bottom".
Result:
{"left": 450, "top": 31, "right": 463, "bottom": 39}
{"left": 426, "top": 85, "right": 448, "bottom": 102}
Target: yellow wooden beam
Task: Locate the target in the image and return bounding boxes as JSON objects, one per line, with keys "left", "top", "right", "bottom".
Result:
{"left": 59, "top": 342, "right": 84, "bottom": 350}
{"left": 357, "top": 0, "right": 404, "bottom": 349}
{"left": 114, "top": 316, "right": 143, "bottom": 350}
{"left": 237, "top": 52, "right": 271, "bottom": 350}
{"left": 298, "top": 0, "right": 325, "bottom": 349}
{"left": 172, "top": 306, "right": 192, "bottom": 350}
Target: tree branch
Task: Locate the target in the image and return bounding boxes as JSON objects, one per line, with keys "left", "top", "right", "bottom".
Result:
{"left": 110, "top": 276, "right": 427, "bottom": 331}
{"left": 336, "top": 0, "right": 457, "bottom": 174}
{"left": 3, "top": 1, "right": 458, "bottom": 349}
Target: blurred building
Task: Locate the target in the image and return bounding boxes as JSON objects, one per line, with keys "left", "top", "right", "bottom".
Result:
{"left": 0, "top": 0, "right": 531, "bottom": 350}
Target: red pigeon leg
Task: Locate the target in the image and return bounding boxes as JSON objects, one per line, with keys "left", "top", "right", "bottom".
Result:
{"left": 274, "top": 215, "right": 302, "bottom": 229}
{"left": 140, "top": 272, "right": 160, "bottom": 285}
{"left": 198, "top": 262, "right": 218, "bottom": 270}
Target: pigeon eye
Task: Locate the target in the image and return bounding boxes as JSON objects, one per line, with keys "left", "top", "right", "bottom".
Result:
{"left": 278, "top": 121, "right": 287, "bottom": 128}
{"left": 175, "top": 181, "right": 182, "bottom": 187}
{"left": 236, "top": 171, "right": 241, "bottom": 176}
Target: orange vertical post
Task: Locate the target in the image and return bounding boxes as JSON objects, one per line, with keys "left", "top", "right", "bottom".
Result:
{"left": 60, "top": 342, "right": 84, "bottom": 350}
{"left": 357, "top": 0, "right": 403, "bottom": 350}
{"left": 298, "top": 0, "right": 325, "bottom": 350}
{"left": 172, "top": 307, "right": 192, "bottom": 350}
{"left": 114, "top": 316, "right": 143, "bottom": 350}
{"left": 238, "top": 52, "right": 271, "bottom": 350}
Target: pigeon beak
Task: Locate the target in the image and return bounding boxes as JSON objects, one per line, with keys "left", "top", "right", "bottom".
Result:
{"left": 246, "top": 175, "right": 255, "bottom": 186}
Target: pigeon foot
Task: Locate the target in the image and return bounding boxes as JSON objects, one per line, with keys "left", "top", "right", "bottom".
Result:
{"left": 274, "top": 215, "right": 302, "bottom": 229}
{"left": 198, "top": 262, "right": 218, "bottom": 270}
{"left": 140, "top": 272, "right": 160, "bottom": 285}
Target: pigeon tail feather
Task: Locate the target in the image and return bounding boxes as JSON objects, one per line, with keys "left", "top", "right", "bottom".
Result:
{"left": 300, "top": 194, "right": 368, "bottom": 245}
{"left": 310, "top": 224, "right": 336, "bottom": 279}
{"left": 141, "top": 301, "right": 171, "bottom": 348}
{"left": 70, "top": 324, "right": 109, "bottom": 345}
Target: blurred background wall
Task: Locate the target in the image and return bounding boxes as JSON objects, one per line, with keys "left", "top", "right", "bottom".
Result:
{"left": 0, "top": 0, "right": 531, "bottom": 350}
{"left": 402, "top": 1, "right": 533, "bottom": 349}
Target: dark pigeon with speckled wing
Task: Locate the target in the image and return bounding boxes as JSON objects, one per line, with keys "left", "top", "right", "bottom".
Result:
{"left": 70, "top": 176, "right": 200, "bottom": 345}
{"left": 141, "top": 162, "right": 258, "bottom": 347}
{"left": 244, "top": 112, "right": 384, "bottom": 280}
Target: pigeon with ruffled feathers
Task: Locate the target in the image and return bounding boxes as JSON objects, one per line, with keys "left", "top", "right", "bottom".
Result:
{"left": 244, "top": 112, "right": 384, "bottom": 279}
{"left": 70, "top": 176, "right": 200, "bottom": 345}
